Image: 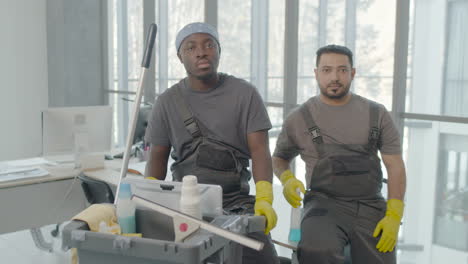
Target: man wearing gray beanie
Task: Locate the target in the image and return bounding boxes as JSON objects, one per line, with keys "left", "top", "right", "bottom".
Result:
{"left": 145, "top": 22, "right": 279, "bottom": 264}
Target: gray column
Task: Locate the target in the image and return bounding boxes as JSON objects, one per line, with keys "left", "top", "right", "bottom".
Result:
{"left": 392, "top": 0, "right": 410, "bottom": 139}
{"left": 283, "top": 0, "right": 299, "bottom": 116}
{"left": 46, "top": 0, "right": 108, "bottom": 107}
{"left": 251, "top": 0, "right": 269, "bottom": 98}
{"left": 143, "top": 0, "right": 156, "bottom": 104}
{"left": 205, "top": 0, "right": 217, "bottom": 28}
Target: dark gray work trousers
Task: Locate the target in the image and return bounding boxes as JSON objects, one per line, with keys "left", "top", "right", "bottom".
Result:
{"left": 243, "top": 232, "right": 280, "bottom": 264}
{"left": 223, "top": 197, "right": 279, "bottom": 264}
{"left": 297, "top": 194, "right": 396, "bottom": 264}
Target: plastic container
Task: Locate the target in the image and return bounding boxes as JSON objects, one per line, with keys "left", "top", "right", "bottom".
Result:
{"left": 180, "top": 175, "right": 202, "bottom": 219}
{"left": 289, "top": 188, "right": 303, "bottom": 244}
{"left": 62, "top": 210, "right": 265, "bottom": 264}
{"left": 121, "top": 178, "right": 222, "bottom": 218}
{"left": 288, "top": 206, "right": 302, "bottom": 243}
{"left": 116, "top": 183, "right": 136, "bottom": 234}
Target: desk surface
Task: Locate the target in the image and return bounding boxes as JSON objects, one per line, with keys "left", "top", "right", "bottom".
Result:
{"left": 0, "top": 165, "right": 80, "bottom": 189}
{"left": 0, "top": 163, "right": 86, "bottom": 234}
{"left": 0, "top": 156, "right": 144, "bottom": 189}
{"left": 83, "top": 159, "right": 144, "bottom": 186}
{"left": 0, "top": 157, "right": 142, "bottom": 234}
{"left": 0, "top": 153, "right": 149, "bottom": 235}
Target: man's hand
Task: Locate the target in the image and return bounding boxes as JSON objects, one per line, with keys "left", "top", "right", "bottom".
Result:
{"left": 280, "top": 170, "right": 306, "bottom": 208}
{"left": 373, "top": 199, "right": 404, "bottom": 253}
{"left": 254, "top": 181, "right": 277, "bottom": 234}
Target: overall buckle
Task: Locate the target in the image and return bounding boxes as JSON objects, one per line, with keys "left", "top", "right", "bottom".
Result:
{"left": 184, "top": 117, "right": 201, "bottom": 137}
{"left": 308, "top": 127, "right": 323, "bottom": 143}
{"left": 369, "top": 127, "right": 380, "bottom": 140}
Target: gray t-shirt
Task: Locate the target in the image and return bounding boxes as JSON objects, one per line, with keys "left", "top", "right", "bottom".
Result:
{"left": 145, "top": 73, "right": 272, "bottom": 162}
{"left": 273, "top": 94, "right": 401, "bottom": 186}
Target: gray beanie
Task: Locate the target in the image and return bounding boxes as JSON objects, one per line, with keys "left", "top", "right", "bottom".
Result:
{"left": 175, "top": 22, "right": 219, "bottom": 53}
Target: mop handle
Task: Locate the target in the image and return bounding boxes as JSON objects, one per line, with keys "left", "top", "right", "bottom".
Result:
{"left": 115, "top": 23, "right": 157, "bottom": 205}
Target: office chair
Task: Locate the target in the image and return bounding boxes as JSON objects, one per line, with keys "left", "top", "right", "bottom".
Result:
{"left": 78, "top": 173, "right": 115, "bottom": 204}
{"left": 32, "top": 173, "right": 114, "bottom": 251}
{"left": 49, "top": 173, "right": 115, "bottom": 240}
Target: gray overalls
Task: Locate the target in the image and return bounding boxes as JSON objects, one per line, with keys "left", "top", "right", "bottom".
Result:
{"left": 297, "top": 102, "right": 396, "bottom": 264}
{"left": 168, "top": 85, "right": 279, "bottom": 264}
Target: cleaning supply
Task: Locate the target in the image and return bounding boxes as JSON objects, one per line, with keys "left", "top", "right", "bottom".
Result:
{"left": 180, "top": 175, "right": 202, "bottom": 219}
{"left": 280, "top": 170, "right": 306, "bottom": 208}
{"left": 288, "top": 205, "right": 302, "bottom": 243}
{"left": 254, "top": 181, "right": 277, "bottom": 234}
{"left": 373, "top": 199, "right": 405, "bottom": 252}
{"left": 98, "top": 221, "right": 121, "bottom": 234}
{"left": 116, "top": 183, "right": 136, "bottom": 234}
{"left": 72, "top": 203, "right": 117, "bottom": 232}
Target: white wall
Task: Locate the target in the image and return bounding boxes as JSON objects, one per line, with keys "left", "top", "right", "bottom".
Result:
{"left": 0, "top": 0, "right": 48, "bottom": 161}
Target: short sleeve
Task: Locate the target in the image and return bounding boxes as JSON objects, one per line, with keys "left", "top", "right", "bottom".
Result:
{"left": 379, "top": 106, "right": 402, "bottom": 155}
{"left": 144, "top": 97, "right": 172, "bottom": 146}
{"left": 273, "top": 116, "right": 300, "bottom": 161}
{"left": 246, "top": 88, "right": 272, "bottom": 134}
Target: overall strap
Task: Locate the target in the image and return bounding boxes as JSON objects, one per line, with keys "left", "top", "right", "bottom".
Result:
{"left": 299, "top": 104, "right": 325, "bottom": 157}
{"left": 368, "top": 101, "right": 381, "bottom": 152}
{"left": 173, "top": 85, "right": 202, "bottom": 138}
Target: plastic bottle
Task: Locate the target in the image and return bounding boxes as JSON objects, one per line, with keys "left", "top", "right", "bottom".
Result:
{"left": 288, "top": 206, "right": 302, "bottom": 243}
{"left": 116, "top": 183, "right": 136, "bottom": 234}
{"left": 180, "top": 175, "right": 202, "bottom": 219}
{"left": 289, "top": 188, "right": 303, "bottom": 244}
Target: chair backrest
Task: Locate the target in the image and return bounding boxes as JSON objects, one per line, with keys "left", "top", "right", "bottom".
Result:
{"left": 78, "top": 173, "right": 115, "bottom": 204}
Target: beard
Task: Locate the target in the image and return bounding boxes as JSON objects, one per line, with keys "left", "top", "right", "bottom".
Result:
{"left": 319, "top": 82, "right": 351, "bottom": 99}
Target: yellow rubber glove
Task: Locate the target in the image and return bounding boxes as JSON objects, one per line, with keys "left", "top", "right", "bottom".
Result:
{"left": 373, "top": 199, "right": 404, "bottom": 253}
{"left": 280, "top": 170, "right": 306, "bottom": 208}
{"left": 254, "top": 181, "right": 278, "bottom": 234}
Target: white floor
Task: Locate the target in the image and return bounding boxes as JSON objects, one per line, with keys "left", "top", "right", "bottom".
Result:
{"left": 0, "top": 224, "right": 71, "bottom": 264}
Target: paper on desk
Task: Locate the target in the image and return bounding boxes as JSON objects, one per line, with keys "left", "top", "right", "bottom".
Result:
{"left": 0, "top": 167, "right": 49, "bottom": 182}
{"left": 1, "top": 157, "right": 56, "bottom": 167}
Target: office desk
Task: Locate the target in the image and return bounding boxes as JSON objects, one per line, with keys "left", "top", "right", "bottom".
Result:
{"left": 0, "top": 156, "right": 143, "bottom": 254}
{"left": 82, "top": 159, "right": 144, "bottom": 191}
{"left": 0, "top": 165, "right": 87, "bottom": 234}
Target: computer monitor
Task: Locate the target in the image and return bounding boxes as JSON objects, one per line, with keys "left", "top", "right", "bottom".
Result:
{"left": 42, "top": 106, "right": 113, "bottom": 155}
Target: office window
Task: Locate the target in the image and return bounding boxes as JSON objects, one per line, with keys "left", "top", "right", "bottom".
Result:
{"left": 110, "top": 0, "right": 144, "bottom": 146}
{"left": 267, "top": 0, "right": 286, "bottom": 104}
{"left": 434, "top": 134, "right": 468, "bottom": 251}
{"left": 354, "top": 0, "right": 396, "bottom": 108}
{"left": 297, "top": 1, "right": 320, "bottom": 104}
{"left": 127, "top": 3, "right": 144, "bottom": 92}
{"left": 266, "top": 0, "right": 286, "bottom": 148}
{"left": 401, "top": 1, "right": 468, "bottom": 262}
{"left": 326, "top": 0, "right": 346, "bottom": 45}
{"left": 442, "top": 0, "right": 468, "bottom": 117}
{"left": 218, "top": 1, "right": 252, "bottom": 80}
